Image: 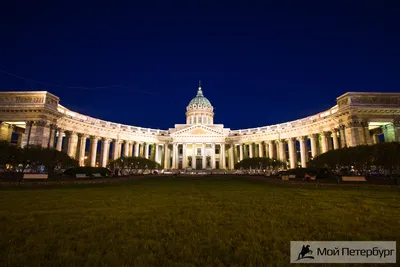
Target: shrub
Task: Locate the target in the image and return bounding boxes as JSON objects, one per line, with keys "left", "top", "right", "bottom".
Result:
{"left": 234, "top": 157, "right": 286, "bottom": 170}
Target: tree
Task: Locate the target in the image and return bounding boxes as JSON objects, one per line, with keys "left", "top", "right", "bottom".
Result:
{"left": 308, "top": 142, "right": 400, "bottom": 175}
{"left": 0, "top": 142, "right": 78, "bottom": 173}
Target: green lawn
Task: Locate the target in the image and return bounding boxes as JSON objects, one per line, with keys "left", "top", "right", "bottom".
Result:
{"left": 0, "top": 177, "right": 399, "bottom": 266}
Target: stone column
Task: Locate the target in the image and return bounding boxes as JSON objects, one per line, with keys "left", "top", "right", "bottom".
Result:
{"left": 17, "top": 133, "right": 24, "bottom": 148}
{"left": 123, "top": 141, "right": 129, "bottom": 157}
{"left": 361, "top": 121, "right": 372, "bottom": 145}
{"left": 345, "top": 119, "right": 362, "bottom": 147}
{"left": 164, "top": 144, "right": 170, "bottom": 169}
{"left": 90, "top": 136, "right": 98, "bottom": 167}
{"left": 78, "top": 134, "right": 87, "bottom": 166}
{"left": 48, "top": 124, "right": 57, "bottom": 149}
{"left": 310, "top": 134, "right": 318, "bottom": 158}
{"left": 239, "top": 144, "right": 244, "bottom": 161}
{"left": 28, "top": 120, "right": 51, "bottom": 148}
{"left": 21, "top": 121, "right": 33, "bottom": 148}
{"left": 372, "top": 134, "right": 379, "bottom": 144}
{"left": 249, "top": 143, "right": 253, "bottom": 158}
{"left": 298, "top": 136, "right": 308, "bottom": 168}
{"left": 278, "top": 140, "right": 286, "bottom": 163}
{"left": 171, "top": 143, "right": 177, "bottom": 169}
{"left": 67, "top": 132, "right": 78, "bottom": 159}
{"left": 134, "top": 142, "right": 139, "bottom": 157}
{"left": 182, "top": 143, "right": 187, "bottom": 169}
{"left": 155, "top": 143, "right": 160, "bottom": 164}
{"left": 56, "top": 129, "right": 64, "bottom": 151}
{"left": 394, "top": 120, "right": 400, "bottom": 142}
{"left": 221, "top": 143, "right": 226, "bottom": 169}
{"left": 128, "top": 142, "right": 133, "bottom": 157}
{"left": 211, "top": 143, "right": 216, "bottom": 169}
{"left": 320, "top": 132, "right": 330, "bottom": 153}
{"left": 258, "top": 143, "right": 263, "bottom": 158}
{"left": 101, "top": 138, "right": 110, "bottom": 167}
{"left": 339, "top": 125, "right": 347, "bottom": 148}
{"left": 288, "top": 138, "right": 297, "bottom": 169}
{"left": 117, "top": 142, "right": 123, "bottom": 158}
{"left": 264, "top": 142, "right": 268, "bottom": 158}
{"left": 0, "top": 122, "right": 13, "bottom": 142}
{"left": 192, "top": 143, "right": 196, "bottom": 169}
{"left": 268, "top": 141, "right": 274, "bottom": 159}
{"left": 113, "top": 140, "right": 119, "bottom": 160}
{"left": 144, "top": 143, "right": 150, "bottom": 159}
{"left": 202, "top": 143, "right": 206, "bottom": 169}
{"left": 332, "top": 129, "right": 340, "bottom": 150}
{"left": 229, "top": 144, "right": 234, "bottom": 169}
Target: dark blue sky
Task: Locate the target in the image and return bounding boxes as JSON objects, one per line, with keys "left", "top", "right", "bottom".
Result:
{"left": 1, "top": 1, "right": 399, "bottom": 130}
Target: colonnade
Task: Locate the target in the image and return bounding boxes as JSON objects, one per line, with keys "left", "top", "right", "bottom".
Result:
{"left": 1, "top": 119, "right": 399, "bottom": 170}
{"left": 231, "top": 125, "right": 384, "bottom": 169}
{"left": 54, "top": 129, "right": 163, "bottom": 167}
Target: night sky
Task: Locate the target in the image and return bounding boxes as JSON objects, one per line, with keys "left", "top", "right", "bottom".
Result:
{"left": 1, "top": 1, "right": 399, "bottom": 130}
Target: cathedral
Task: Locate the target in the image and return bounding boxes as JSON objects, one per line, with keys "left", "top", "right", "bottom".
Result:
{"left": 0, "top": 86, "right": 399, "bottom": 170}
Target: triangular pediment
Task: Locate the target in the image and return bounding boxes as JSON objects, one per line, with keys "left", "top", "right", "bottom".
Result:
{"left": 171, "top": 125, "right": 225, "bottom": 137}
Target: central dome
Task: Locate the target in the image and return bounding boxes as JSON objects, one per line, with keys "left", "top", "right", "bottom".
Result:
{"left": 188, "top": 87, "right": 212, "bottom": 107}
{"left": 186, "top": 83, "right": 214, "bottom": 125}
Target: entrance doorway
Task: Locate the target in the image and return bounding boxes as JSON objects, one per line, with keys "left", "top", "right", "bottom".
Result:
{"left": 196, "top": 158, "right": 202, "bottom": 170}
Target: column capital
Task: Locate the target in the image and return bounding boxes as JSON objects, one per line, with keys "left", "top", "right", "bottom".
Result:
{"left": 287, "top": 137, "right": 296, "bottom": 142}
{"left": 332, "top": 127, "right": 340, "bottom": 133}
{"left": 297, "top": 136, "right": 307, "bottom": 141}
{"left": 33, "top": 120, "right": 47, "bottom": 127}
{"left": 321, "top": 131, "right": 331, "bottom": 137}
{"left": 77, "top": 133, "right": 88, "bottom": 138}
{"left": 65, "top": 130, "right": 77, "bottom": 136}
{"left": 102, "top": 137, "right": 111, "bottom": 143}
{"left": 393, "top": 119, "right": 400, "bottom": 127}
{"left": 278, "top": 139, "right": 286, "bottom": 143}
{"left": 90, "top": 135, "right": 99, "bottom": 140}
{"left": 346, "top": 120, "right": 361, "bottom": 128}
{"left": 360, "top": 120, "right": 369, "bottom": 127}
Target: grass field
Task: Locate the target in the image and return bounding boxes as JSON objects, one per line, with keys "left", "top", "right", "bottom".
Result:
{"left": 0, "top": 177, "right": 399, "bottom": 266}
